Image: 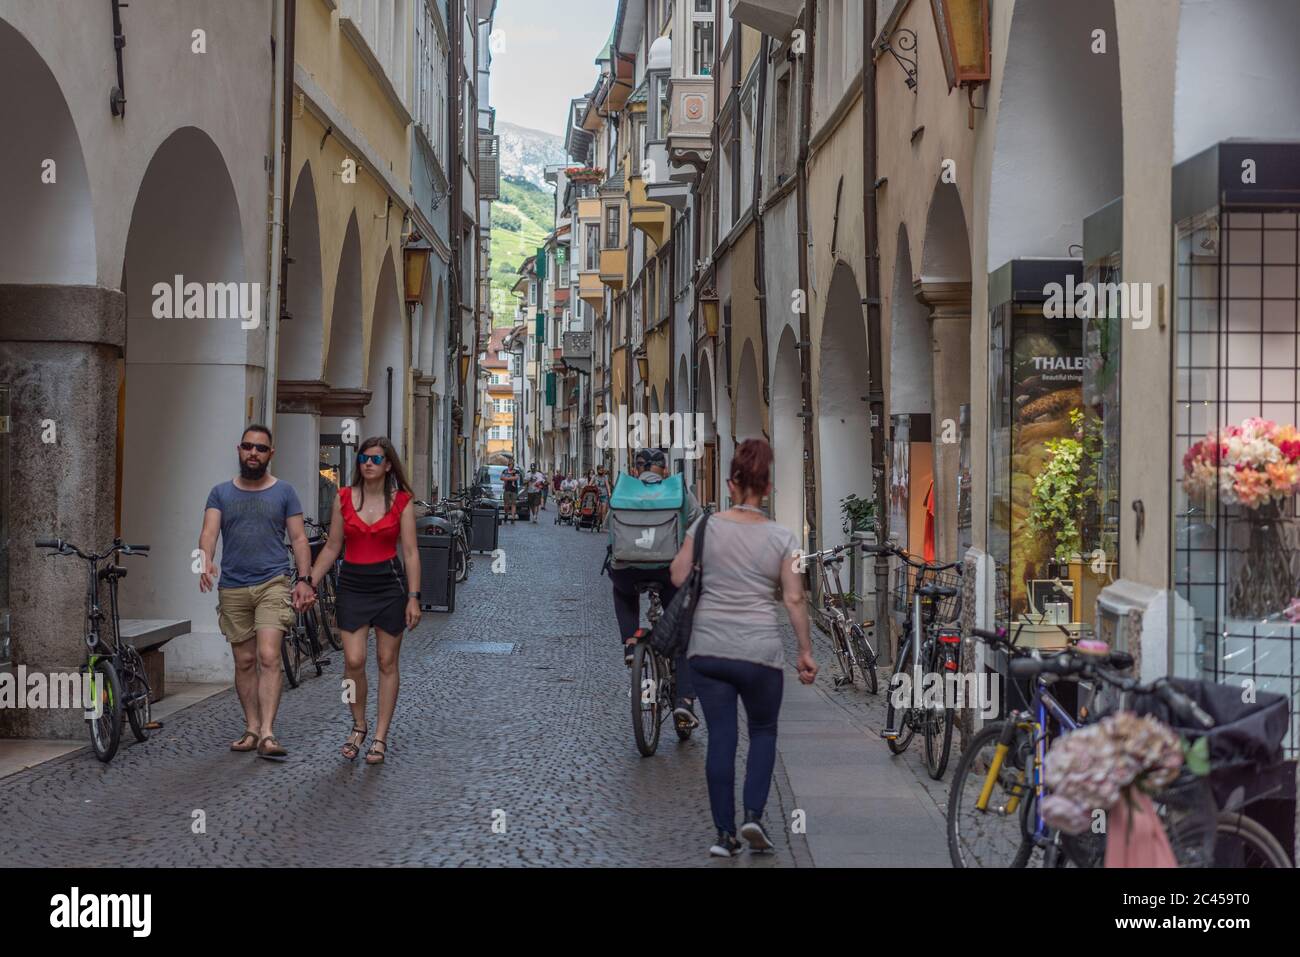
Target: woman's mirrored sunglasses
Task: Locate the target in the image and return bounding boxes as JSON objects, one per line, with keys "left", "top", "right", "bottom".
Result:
{"left": 358, "top": 453, "right": 386, "bottom": 465}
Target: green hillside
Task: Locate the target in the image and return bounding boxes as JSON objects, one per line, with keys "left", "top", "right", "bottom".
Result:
{"left": 490, "top": 175, "right": 554, "bottom": 325}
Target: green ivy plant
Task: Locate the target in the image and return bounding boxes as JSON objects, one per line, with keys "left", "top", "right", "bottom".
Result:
{"left": 1027, "top": 409, "right": 1103, "bottom": 561}
{"left": 841, "top": 494, "right": 877, "bottom": 537}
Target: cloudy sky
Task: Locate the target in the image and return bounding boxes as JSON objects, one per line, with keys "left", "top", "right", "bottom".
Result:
{"left": 490, "top": 0, "right": 616, "bottom": 136}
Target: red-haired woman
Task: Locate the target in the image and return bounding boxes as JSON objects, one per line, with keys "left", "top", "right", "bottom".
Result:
{"left": 307, "top": 436, "right": 421, "bottom": 765}
{"left": 670, "top": 437, "right": 816, "bottom": 857}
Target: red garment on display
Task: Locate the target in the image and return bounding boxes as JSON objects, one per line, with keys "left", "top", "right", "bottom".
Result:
{"left": 923, "top": 479, "right": 936, "bottom": 563}
{"left": 340, "top": 488, "right": 412, "bottom": 563}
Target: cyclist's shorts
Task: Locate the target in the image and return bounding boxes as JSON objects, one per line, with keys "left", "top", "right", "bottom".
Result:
{"left": 216, "top": 574, "right": 295, "bottom": 643}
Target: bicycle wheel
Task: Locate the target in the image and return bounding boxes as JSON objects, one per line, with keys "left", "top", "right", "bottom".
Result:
{"left": 121, "top": 645, "right": 152, "bottom": 743}
{"left": 923, "top": 641, "right": 955, "bottom": 779}
{"left": 455, "top": 538, "right": 469, "bottom": 583}
{"left": 885, "top": 640, "right": 915, "bottom": 754}
{"left": 87, "top": 659, "right": 123, "bottom": 763}
{"left": 848, "top": 623, "right": 878, "bottom": 695}
{"left": 302, "top": 609, "right": 325, "bottom": 677}
{"left": 281, "top": 624, "right": 305, "bottom": 688}
{"left": 630, "top": 642, "right": 662, "bottom": 757}
{"left": 829, "top": 620, "right": 855, "bottom": 686}
{"left": 947, "top": 720, "right": 1034, "bottom": 868}
{"left": 318, "top": 578, "right": 342, "bottom": 651}
{"left": 1213, "top": 812, "right": 1292, "bottom": 867}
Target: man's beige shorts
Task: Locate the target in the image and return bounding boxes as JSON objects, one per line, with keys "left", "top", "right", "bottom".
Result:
{"left": 217, "top": 575, "right": 295, "bottom": 644}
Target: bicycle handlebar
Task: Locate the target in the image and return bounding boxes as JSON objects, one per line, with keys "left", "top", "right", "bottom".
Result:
{"left": 36, "top": 538, "right": 150, "bottom": 560}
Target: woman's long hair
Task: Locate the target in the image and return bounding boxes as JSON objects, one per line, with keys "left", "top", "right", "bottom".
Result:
{"left": 352, "top": 436, "right": 413, "bottom": 513}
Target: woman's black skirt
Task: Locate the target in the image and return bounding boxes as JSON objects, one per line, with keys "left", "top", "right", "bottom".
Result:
{"left": 336, "top": 558, "right": 408, "bottom": 636}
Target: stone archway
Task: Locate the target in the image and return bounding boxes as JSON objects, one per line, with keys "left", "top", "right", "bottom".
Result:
{"left": 119, "top": 126, "right": 249, "bottom": 671}
{"left": 695, "top": 350, "right": 717, "bottom": 507}
{"left": 365, "top": 249, "right": 404, "bottom": 451}
{"left": 817, "top": 262, "right": 871, "bottom": 548}
{"left": 988, "top": 0, "right": 1122, "bottom": 267}
{"left": 734, "top": 339, "right": 763, "bottom": 444}
{"left": 771, "top": 324, "right": 803, "bottom": 538}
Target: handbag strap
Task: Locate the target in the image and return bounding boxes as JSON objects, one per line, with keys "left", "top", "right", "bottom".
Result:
{"left": 689, "top": 513, "right": 710, "bottom": 592}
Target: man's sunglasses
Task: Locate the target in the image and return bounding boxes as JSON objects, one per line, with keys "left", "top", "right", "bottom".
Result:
{"left": 240, "top": 442, "right": 271, "bottom": 453}
{"left": 358, "top": 453, "right": 386, "bottom": 465}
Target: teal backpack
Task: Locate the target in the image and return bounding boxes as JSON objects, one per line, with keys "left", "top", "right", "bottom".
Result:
{"left": 608, "top": 473, "right": 688, "bottom": 565}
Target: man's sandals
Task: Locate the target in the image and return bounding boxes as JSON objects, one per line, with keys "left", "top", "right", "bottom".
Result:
{"left": 365, "top": 739, "right": 387, "bottom": 765}
{"left": 230, "top": 731, "right": 259, "bottom": 752}
{"left": 342, "top": 725, "right": 367, "bottom": 761}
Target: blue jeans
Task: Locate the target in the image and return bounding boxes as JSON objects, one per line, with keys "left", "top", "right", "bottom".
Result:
{"left": 689, "top": 655, "right": 784, "bottom": 835}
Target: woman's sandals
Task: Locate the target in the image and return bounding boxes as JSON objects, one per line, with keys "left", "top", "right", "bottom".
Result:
{"left": 342, "top": 726, "right": 368, "bottom": 761}
{"left": 365, "top": 739, "right": 387, "bottom": 765}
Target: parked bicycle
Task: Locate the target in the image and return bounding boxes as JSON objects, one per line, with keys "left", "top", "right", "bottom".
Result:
{"left": 415, "top": 495, "right": 471, "bottom": 583}
{"left": 947, "top": 624, "right": 1293, "bottom": 869}
{"left": 865, "top": 542, "right": 963, "bottom": 779}
{"left": 303, "top": 516, "right": 342, "bottom": 652}
{"left": 36, "top": 537, "right": 152, "bottom": 763}
{"left": 807, "top": 541, "right": 878, "bottom": 693}
{"left": 280, "top": 538, "right": 331, "bottom": 688}
{"left": 628, "top": 583, "right": 692, "bottom": 756}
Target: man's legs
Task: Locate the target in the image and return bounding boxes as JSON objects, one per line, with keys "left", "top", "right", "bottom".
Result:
{"left": 255, "top": 626, "right": 285, "bottom": 740}
{"left": 230, "top": 635, "right": 260, "bottom": 744}
{"left": 608, "top": 567, "right": 643, "bottom": 642}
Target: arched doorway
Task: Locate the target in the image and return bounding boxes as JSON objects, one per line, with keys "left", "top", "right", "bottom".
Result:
{"left": 771, "top": 325, "right": 803, "bottom": 537}
{"left": 325, "top": 213, "right": 364, "bottom": 390}
{"left": 695, "top": 351, "right": 717, "bottom": 508}
{"left": 675, "top": 354, "right": 691, "bottom": 479}
{"left": 734, "top": 339, "right": 763, "bottom": 443}
{"left": 365, "top": 249, "right": 404, "bottom": 452}
{"left": 817, "top": 262, "right": 871, "bottom": 548}
{"left": 277, "top": 163, "right": 325, "bottom": 518}
{"left": 120, "top": 127, "right": 249, "bottom": 646}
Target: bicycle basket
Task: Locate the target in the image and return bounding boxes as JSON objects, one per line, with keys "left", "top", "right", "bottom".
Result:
{"left": 1149, "top": 769, "right": 1218, "bottom": 868}
{"left": 891, "top": 565, "right": 962, "bottom": 624}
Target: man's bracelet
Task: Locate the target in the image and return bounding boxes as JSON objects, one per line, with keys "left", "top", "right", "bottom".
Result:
{"left": 407, "top": 591, "right": 420, "bottom": 599}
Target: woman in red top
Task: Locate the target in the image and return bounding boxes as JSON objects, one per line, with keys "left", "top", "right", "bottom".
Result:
{"left": 307, "top": 436, "right": 420, "bottom": 765}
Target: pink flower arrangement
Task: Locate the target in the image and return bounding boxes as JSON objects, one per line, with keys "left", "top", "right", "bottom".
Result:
{"left": 1182, "top": 417, "right": 1300, "bottom": 509}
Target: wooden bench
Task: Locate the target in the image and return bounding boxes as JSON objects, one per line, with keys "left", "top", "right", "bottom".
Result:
{"left": 118, "top": 619, "right": 190, "bottom": 703}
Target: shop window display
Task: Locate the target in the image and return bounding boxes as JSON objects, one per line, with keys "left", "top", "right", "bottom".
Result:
{"left": 988, "top": 261, "right": 1120, "bottom": 649}
{"left": 1171, "top": 142, "right": 1300, "bottom": 754}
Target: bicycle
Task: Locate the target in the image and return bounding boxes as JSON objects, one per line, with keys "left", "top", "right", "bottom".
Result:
{"left": 865, "top": 543, "right": 963, "bottom": 779}
{"left": 807, "top": 541, "right": 878, "bottom": 694}
{"left": 628, "top": 583, "right": 692, "bottom": 756}
{"left": 281, "top": 542, "right": 330, "bottom": 688}
{"left": 36, "top": 537, "right": 152, "bottom": 763}
{"left": 948, "top": 625, "right": 1293, "bottom": 869}
{"left": 303, "top": 517, "right": 342, "bottom": 652}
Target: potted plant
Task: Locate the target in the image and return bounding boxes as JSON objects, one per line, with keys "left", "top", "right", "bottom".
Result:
{"left": 840, "top": 494, "right": 876, "bottom": 537}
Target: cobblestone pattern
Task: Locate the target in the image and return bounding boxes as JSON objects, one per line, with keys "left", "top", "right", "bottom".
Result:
{"left": 1, "top": 511, "right": 808, "bottom": 867}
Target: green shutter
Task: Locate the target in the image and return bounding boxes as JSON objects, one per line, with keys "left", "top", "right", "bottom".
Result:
{"left": 546, "top": 372, "right": 557, "bottom": 407}
{"left": 537, "top": 247, "right": 547, "bottom": 280}
{"left": 535, "top": 314, "right": 545, "bottom": 341}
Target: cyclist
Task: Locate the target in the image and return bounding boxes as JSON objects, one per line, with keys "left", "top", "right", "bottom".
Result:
{"left": 608, "top": 448, "right": 703, "bottom": 730}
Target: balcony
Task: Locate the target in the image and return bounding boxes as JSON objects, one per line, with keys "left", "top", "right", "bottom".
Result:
{"left": 578, "top": 270, "right": 605, "bottom": 308}
{"left": 729, "top": 0, "right": 800, "bottom": 38}
{"left": 666, "top": 78, "right": 713, "bottom": 180}
{"left": 599, "top": 248, "right": 626, "bottom": 290}
{"left": 629, "top": 175, "right": 670, "bottom": 247}
{"left": 577, "top": 197, "right": 602, "bottom": 222}
{"left": 644, "top": 141, "right": 690, "bottom": 210}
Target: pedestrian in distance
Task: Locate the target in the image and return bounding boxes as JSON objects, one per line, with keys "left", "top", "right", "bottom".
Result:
{"left": 526, "top": 465, "right": 546, "bottom": 523}
{"left": 501, "top": 461, "right": 521, "bottom": 522}
{"left": 669, "top": 437, "right": 817, "bottom": 858}
{"left": 307, "top": 437, "right": 421, "bottom": 765}
{"left": 199, "top": 424, "right": 315, "bottom": 762}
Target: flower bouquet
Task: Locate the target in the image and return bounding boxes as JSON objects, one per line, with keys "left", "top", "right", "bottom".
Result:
{"left": 1040, "top": 711, "right": 1184, "bottom": 867}
{"left": 1182, "top": 417, "right": 1300, "bottom": 618}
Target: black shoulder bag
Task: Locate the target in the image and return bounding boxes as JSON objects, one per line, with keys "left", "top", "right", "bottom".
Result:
{"left": 650, "top": 514, "right": 710, "bottom": 658}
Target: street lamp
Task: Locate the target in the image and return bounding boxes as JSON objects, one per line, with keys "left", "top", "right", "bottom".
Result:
{"left": 700, "top": 293, "right": 720, "bottom": 338}
{"left": 403, "top": 246, "right": 430, "bottom": 302}
{"left": 930, "top": 0, "right": 991, "bottom": 91}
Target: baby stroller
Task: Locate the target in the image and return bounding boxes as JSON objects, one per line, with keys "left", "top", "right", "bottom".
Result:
{"left": 555, "top": 490, "right": 576, "bottom": 525}
{"left": 576, "top": 484, "right": 602, "bottom": 532}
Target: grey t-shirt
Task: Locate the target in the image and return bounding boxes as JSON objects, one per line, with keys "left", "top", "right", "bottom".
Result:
{"left": 686, "top": 513, "right": 800, "bottom": 669}
{"left": 205, "top": 479, "right": 303, "bottom": 589}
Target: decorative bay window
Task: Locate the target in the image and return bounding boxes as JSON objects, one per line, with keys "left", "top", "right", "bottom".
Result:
{"left": 691, "top": 0, "right": 715, "bottom": 76}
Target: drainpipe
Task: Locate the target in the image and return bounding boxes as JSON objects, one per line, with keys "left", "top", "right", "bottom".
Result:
{"left": 863, "top": 0, "right": 890, "bottom": 653}
{"left": 795, "top": 3, "right": 818, "bottom": 556}
{"left": 263, "top": 0, "right": 294, "bottom": 431}
{"left": 448, "top": 0, "right": 463, "bottom": 491}
{"left": 753, "top": 35, "right": 771, "bottom": 419}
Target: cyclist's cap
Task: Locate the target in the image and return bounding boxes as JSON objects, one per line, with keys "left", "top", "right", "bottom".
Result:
{"left": 634, "top": 448, "right": 667, "bottom": 468}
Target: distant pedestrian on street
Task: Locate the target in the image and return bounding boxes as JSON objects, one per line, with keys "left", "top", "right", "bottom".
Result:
{"left": 307, "top": 436, "right": 421, "bottom": 765}
{"left": 526, "top": 465, "right": 546, "bottom": 523}
{"left": 669, "top": 437, "right": 817, "bottom": 857}
{"left": 501, "top": 461, "right": 521, "bottom": 522}
{"left": 199, "top": 424, "right": 315, "bottom": 761}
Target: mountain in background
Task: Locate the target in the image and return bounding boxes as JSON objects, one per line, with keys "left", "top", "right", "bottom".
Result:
{"left": 497, "top": 120, "right": 567, "bottom": 189}
{"left": 490, "top": 174, "right": 553, "bottom": 324}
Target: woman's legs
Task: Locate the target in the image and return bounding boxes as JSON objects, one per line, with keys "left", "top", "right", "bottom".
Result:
{"left": 371, "top": 626, "right": 404, "bottom": 748}
{"left": 735, "top": 664, "right": 784, "bottom": 820}
{"left": 689, "top": 656, "right": 741, "bottom": 835}
{"left": 340, "top": 626, "right": 370, "bottom": 733}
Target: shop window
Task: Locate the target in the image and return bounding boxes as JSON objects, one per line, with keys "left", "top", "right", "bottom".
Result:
{"left": 988, "top": 259, "right": 1120, "bottom": 648}
{"left": 1171, "top": 141, "right": 1300, "bottom": 754}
